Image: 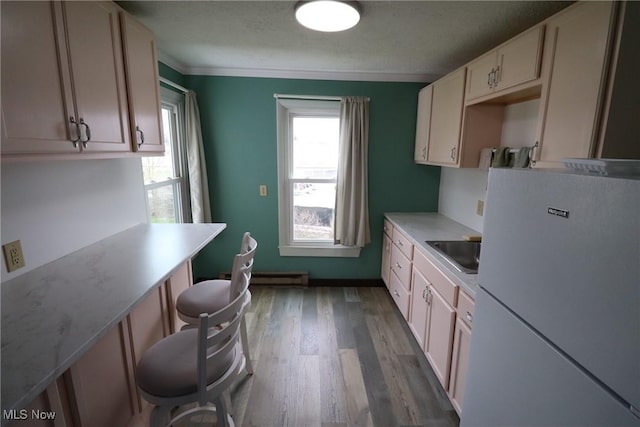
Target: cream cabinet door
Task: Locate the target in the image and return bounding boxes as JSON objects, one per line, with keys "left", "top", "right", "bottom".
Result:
{"left": 424, "top": 284, "right": 456, "bottom": 390}
{"left": 408, "top": 269, "right": 430, "bottom": 349}
{"left": 465, "top": 51, "right": 497, "bottom": 101}
{"left": 534, "top": 2, "right": 614, "bottom": 166}
{"left": 496, "top": 26, "right": 544, "bottom": 92}
{"left": 448, "top": 317, "right": 472, "bottom": 415}
{"left": 1, "top": 2, "right": 78, "bottom": 155}
{"left": 427, "top": 68, "right": 466, "bottom": 166}
{"left": 120, "top": 13, "right": 164, "bottom": 153}
{"left": 1, "top": 1, "right": 131, "bottom": 156}
{"left": 381, "top": 233, "right": 392, "bottom": 289}
{"left": 414, "top": 85, "right": 433, "bottom": 164}
{"left": 64, "top": 1, "right": 131, "bottom": 153}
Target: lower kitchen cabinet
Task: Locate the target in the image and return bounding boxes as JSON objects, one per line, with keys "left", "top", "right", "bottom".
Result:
{"left": 381, "top": 233, "right": 392, "bottom": 289}
{"left": 424, "top": 284, "right": 456, "bottom": 389}
{"left": 389, "top": 269, "right": 411, "bottom": 320}
{"left": 408, "top": 268, "right": 430, "bottom": 349}
{"left": 449, "top": 316, "right": 473, "bottom": 415}
{"left": 410, "top": 248, "right": 458, "bottom": 390}
{"left": 448, "top": 289, "right": 475, "bottom": 415}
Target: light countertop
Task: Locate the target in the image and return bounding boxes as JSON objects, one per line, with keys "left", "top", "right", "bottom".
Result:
{"left": 385, "top": 213, "right": 479, "bottom": 297}
{"left": 1, "top": 223, "right": 226, "bottom": 413}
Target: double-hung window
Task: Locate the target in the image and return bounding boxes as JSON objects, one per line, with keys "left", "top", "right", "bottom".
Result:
{"left": 141, "top": 88, "right": 190, "bottom": 223}
{"left": 276, "top": 98, "right": 360, "bottom": 257}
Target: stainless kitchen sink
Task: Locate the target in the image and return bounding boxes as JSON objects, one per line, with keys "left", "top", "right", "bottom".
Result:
{"left": 425, "top": 240, "right": 481, "bottom": 274}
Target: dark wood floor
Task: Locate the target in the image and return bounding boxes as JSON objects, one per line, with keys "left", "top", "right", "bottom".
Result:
{"left": 178, "top": 286, "right": 459, "bottom": 427}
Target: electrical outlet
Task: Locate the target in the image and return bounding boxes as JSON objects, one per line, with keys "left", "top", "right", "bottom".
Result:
{"left": 476, "top": 200, "right": 485, "bottom": 216}
{"left": 3, "top": 240, "right": 25, "bottom": 272}
{"left": 259, "top": 185, "right": 268, "bottom": 196}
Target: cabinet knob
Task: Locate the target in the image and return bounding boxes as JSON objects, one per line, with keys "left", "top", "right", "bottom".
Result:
{"left": 136, "top": 126, "right": 145, "bottom": 147}
{"left": 396, "top": 240, "right": 403, "bottom": 247}
{"left": 466, "top": 311, "right": 473, "bottom": 323}
{"left": 393, "top": 290, "right": 400, "bottom": 298}
{"left": 395, "top": 262, "right": 401, "bottom": 269}
{"left": 450, "top": 146, "right": 457, "bottom": 160}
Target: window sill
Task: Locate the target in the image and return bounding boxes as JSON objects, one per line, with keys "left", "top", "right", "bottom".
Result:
{"left": 279, "top": 245, "right": 361, "bottom": 258}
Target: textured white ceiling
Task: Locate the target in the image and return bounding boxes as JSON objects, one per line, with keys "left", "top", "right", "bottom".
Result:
{"left": 118, "top": 1, "right": 572, "bottom": 82}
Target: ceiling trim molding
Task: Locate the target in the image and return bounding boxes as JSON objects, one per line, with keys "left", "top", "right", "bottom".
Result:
{"left": 157, "top": 50, "right": 190, "bottom": 75}
{"left": 157, "top": 51, "right": 435, "bottom": 83}
{"left": 184, "top": 66, "right": 436, "bottom": 83}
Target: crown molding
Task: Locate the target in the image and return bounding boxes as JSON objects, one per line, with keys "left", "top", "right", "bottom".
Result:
{"left": 185, "top": 66, "right": 435, "bottom": 83}
{"left": 157, "top": 51, "right": 435, "bottom": 83}
{"left": 157, "top": 50, "right": 190, "bottom": 75}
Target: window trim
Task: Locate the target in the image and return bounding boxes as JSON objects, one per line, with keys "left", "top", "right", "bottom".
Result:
{"left": 142, "top": 87, "right": 190, "bottom": 223}
{"left": 276, "top": 98, "right": 360, "bottom": 258}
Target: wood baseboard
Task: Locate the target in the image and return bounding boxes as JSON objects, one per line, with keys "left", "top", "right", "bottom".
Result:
{"left": 194, "top": 274, "right": 384, "bottom": 288}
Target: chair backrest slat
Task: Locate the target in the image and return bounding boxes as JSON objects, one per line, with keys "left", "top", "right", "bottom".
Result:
{"left": 229, "top": 232, "right": 257, "bottom": 299}
{"left": 195, "top": 233, "right": 256, "bottom": 404}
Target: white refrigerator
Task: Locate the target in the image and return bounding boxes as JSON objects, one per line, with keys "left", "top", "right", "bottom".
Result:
{"left": 461, "top": 168, "right": 640, "bottom": 426}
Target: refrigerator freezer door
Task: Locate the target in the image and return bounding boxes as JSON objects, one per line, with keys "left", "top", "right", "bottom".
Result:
{"left": 479, "top": 169, "right": 640, "bottom": 409}
{"left": 462, "top": 290, "right": 640, "bottom": 427}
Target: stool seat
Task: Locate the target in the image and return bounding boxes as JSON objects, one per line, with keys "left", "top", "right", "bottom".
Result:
{"left": 176, "top": 279, "right": 231, "bottom": 319}
{"left": 136, "top": 328, "right": 236, "bottom": 398}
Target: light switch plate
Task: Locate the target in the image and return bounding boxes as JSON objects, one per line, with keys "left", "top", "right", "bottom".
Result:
{"left": 476, "top": 200, "right": 485, "bottom": 216}
{"left": 259, "top": 185, "right": 268, "bottom": 196}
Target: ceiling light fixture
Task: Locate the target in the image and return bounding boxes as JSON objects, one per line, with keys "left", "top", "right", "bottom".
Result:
{"left": 295, "top": 1, "right": 361, "bottom": 32}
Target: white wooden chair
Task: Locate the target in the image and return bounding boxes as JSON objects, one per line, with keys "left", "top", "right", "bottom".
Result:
{"left": 135, "top": 257, "right": 252, "bottom": 427}
{"left": 176, "top": 232, "right": 257, "bottom": 376}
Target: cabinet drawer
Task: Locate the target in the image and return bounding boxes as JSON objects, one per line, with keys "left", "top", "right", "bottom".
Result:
{"left": 457, "top": 290, "right": 475, "bottom": 329}
{"left": 392, "top": 228, "right": 413, "bottom": 259}
{"left": 383, "top": 219, "right": 393, "bottom": 237}
{"left": 390, "top": 245, "right": 412, "bottom": 291}
{"left": 389, "top": 271, "right": 410, "bottom": 320}
{"left": 414, "top": 248, "right": 458, "bottom": 307}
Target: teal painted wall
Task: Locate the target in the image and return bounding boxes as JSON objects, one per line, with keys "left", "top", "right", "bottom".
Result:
{"left": 158, "top": 62, "right": 187, "bottom": 88}
{"left": 159, "top": 65, "right": 440, "bottom": 279}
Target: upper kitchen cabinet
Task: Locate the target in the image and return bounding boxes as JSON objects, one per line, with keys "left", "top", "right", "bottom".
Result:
{"left": 426, "top": 68, "right": 466, "bottom": 166}
{"left": 533, "top": 1, "right": 616, "bottom": 167}
{"left": 414, "top": 85, "right": 433, "bottom": 164}
{"left": 1, "top": 1, "right": 131, "bottom": 157}
{"left": 465, "top": 26, "right": 545, "bottom": 103}
{"left": 533, "top": 1, "right": 640, "bottom": 166}
{"left": 120, "top": 12, "right": 164, "bottom": 153}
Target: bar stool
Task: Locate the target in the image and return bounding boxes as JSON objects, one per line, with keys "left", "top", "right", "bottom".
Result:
{"left": 136, "top": 255, "right": 252, "bottom": 427}
{"left": 176, "top": 232, "right": 257, "bottom": 375}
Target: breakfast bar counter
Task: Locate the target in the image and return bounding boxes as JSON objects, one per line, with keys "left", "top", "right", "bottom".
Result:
{"left": 1, "top": 223, "right": 226, "bottom": 416}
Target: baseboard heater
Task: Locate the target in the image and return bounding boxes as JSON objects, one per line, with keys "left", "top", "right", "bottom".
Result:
{"left": 217, "top": 271, "right": 309, "bottom": 286}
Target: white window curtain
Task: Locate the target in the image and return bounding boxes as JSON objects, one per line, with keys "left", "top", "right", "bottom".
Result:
{"left": 185, "top": 90, "right": 212, "bottom": 223}
{"left": 335, "top": 96, "right": 370, "bottom": 247}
